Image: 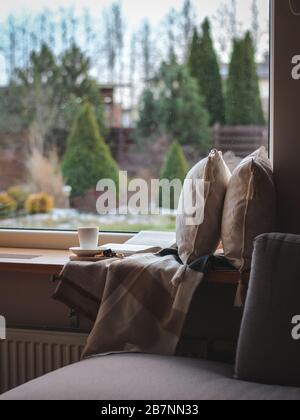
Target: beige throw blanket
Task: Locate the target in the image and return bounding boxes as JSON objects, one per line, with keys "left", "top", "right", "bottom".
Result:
{"left": 54, "top": 253, "right": 204, "bottom": 359}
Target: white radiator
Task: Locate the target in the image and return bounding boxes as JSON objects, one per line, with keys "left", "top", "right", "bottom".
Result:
{"left": 0, "top": 328, "right": 88, "bottom": 394}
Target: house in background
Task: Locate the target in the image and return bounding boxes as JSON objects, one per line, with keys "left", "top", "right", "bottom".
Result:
{"left": 100, "top": 84, "right": 134, "bottom": 129}
{"left": 101, "top": 53, "right": 270, "bottom": 132}
{"left": 256, "top": 53, "right": 270, "bottom": 115}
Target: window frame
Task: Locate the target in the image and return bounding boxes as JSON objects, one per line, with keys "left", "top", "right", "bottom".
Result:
{"left": 0, "top": 1, "right": 274, "bottom": 250}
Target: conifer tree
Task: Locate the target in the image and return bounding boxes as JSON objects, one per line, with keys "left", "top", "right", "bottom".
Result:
{"left": 188, "top": 19, "right": 225, "bottom": 125}
{"left": 158, "top": 61, "right": 210, "bottom": 149}
{"left": 135, "top": 61, "right": 210, "bottom": 151}
{"left": 243, "top": 31, "right": 265, "bottom": 125}
{"left": 226, "top": 32, "right": 265, "bottom": 125}
{"left": 225, "top": 38, "right": 245, "bottom": 125}
{"left": 188, "top": 28, "right": 201, "bottom": 82}
{"left": 135, "top": 88, "right": 159, "bottom": 140}
{"left": 62, "top": 102, "right": 119, "bottom": 197}
{"left": 159, "top": 141, "right": 189, "bottom": 209}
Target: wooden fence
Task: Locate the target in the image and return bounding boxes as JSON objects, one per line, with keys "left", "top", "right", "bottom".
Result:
{"left": 0, "top": 125, "right": 269, "bottom": 191}
{"left": 109, "top": 125, "right": 269, "bottom": 160}
{"left": 212, "top": 124, "right": 269, "bottom": 158}
{"left": 108, "top": 127, "right": 134, "bottom": 159}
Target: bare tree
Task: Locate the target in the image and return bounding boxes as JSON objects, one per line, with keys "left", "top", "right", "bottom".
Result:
{"left": 228, "top": 0, "right": 238, "bottom": 39}
{"left": 83, "top": 8, "right": 95, "bottom": 57}
{"left": 102, "top": 2, "right": 126, "bottom": 84}
{"left": 103, "top": 8, "right": 117, "bottom": 82}
{"left": 7, "top": 15, "right": 17, "bottom": 79}
{"left": 112, "top": 1, "right": 125, "bottom": 82}
{"left": 37, "top": 10, "right": 49, "bottom": 46}
{"left": 24, "top": 86, "right": 57, "bottom": 155}
{"left": 29, "top": 32, "right": 38, "bottom": 53}
{"left": 181, "top": 0, "right": 196, "bottom": 57}
{"left": 112, "top": 1, "right": 126, "bottom": 159}
{"left": 138, "top": 20, "right": 153, "bottom": 84}
{"left": 47, "top": 11, "right": 57, "bottom": 53}
{"left": 251, "top": 0, "right": 261, "bottom": 53}
{"left": 214, "top": 0, "right": 241, "bottom": 58}
{"left": 68, "top": 8, "right": 78, "bottom": 45}
{"left": 165, "top": 8, "right": 178, "bottom": 61}
{"left": 27, "top": 144, "right": 66, "bottom": 208}
{"left": 59, "top": 8, "right": 69, "bottom": 51}
{"left": 129, "top": 33, "right": 137, "bottom": 111}
{"left": 102, "top": 2, "right": 126, "bottom": 156}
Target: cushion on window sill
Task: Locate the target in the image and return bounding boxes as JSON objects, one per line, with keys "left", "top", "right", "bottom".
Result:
{"left": 221, "top": 147, "right": 276, "bottom": 271}
{"left": 177, "top": 149, "right": 231, "bottom": 265}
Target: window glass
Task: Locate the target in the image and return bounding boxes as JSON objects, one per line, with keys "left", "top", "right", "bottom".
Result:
{"left": 0, "top": 0, "right": 269, "bottom": 232}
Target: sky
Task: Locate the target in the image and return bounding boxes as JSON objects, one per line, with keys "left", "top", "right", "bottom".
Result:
{"left": 0, "top": 0, "right": 269, "bottom": 31}
{"left": 0, "top": 0, "right": 270, "bottom": 85}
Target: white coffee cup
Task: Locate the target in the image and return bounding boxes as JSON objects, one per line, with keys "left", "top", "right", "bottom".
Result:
{"left": 78, "top": 227, "right": 99, "bottom": 249}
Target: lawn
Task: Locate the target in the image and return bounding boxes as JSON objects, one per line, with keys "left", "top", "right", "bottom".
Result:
{"left": 0, "top": 209, "right": 176, "bottom": 232}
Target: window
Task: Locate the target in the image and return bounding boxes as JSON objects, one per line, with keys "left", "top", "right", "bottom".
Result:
{"left": 0, "top": 0, "right": 270, "bottom": 233}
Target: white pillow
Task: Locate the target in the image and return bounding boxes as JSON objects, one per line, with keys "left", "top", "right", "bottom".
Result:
{"left": 176, "top": 150, "right": 231, "bottom": 264}
{"left": 221, "top": 147, "right": 276, "bottom": 271}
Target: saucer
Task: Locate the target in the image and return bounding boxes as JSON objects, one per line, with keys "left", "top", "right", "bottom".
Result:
{"left": 69, "top": 247, "right": 103, "bottom": 257}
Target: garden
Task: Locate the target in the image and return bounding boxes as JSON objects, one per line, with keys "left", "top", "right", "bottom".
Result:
{"left": 0, "top": 1, "right": 268, "bottom": 232}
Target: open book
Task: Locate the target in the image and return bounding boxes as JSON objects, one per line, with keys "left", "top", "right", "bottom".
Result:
{"left": 100, "top": 231, "right": 176, "bottom": 256}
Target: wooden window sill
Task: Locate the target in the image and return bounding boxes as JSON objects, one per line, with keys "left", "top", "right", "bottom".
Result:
{"left": 0, "top": 247, "right": 248, "bottom": 285}
{"left": 0, "top": 248, "right": 69, "bottom": 276}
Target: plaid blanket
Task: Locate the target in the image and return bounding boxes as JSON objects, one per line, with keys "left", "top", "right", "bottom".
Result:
{"left": 53, "top": 252, "right": 205, "bottom": 359}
